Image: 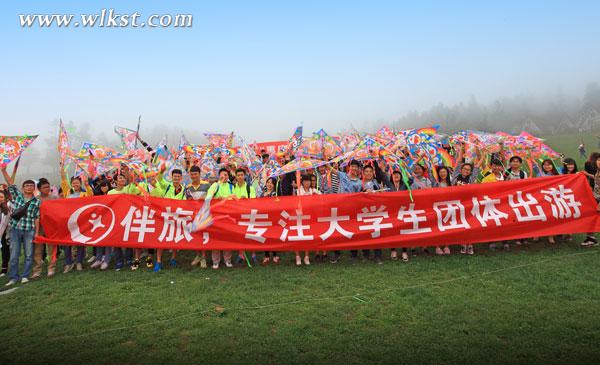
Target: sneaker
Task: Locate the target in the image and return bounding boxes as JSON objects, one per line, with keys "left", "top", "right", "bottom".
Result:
{"left": 63, "top": 264, "right": 74, "bottom": 273}
{"left": 295, "top": 256, "right": 302, "bottom": 266}
{"left": 460, "top": 245, "right": 467, "bottom": 254}
{"left": 303, "top": 256, "right": 310, "bottom": 266}
{"left": 515, "top": 240, "right": 522, "bottom": 246}
{"left": 87, "top": 255, "right": 96, "bottom": 264}
{"left": 548, "top": 236, "right": 556, "bottom": 244}
{"left": 503, "top": 243, "right": 510, "bottom": 251}
{"left": 5, "top": 280, "right": 16, "bottom": 287}
{"left": 200, "top": 257, "right": 207, "bottom": 269}
{"left": 224, "top": 260, "right": 233, "bottom": 268}
{"left": 131, "top": 259, "right": 140, "bottom": 271}
{"left": 411, "top": 249, "right": 418, "bottom": 257}
{"left": 153, "top": 262, "right": 162, "bottom": 272}
{"left": 467, "top": 245, "right": 474, "bottom": 255}
{"left": 212, "top": 262, "right": 219, "bottom": 270}
{"left": 435, "top": 247, "right": 444, "bottom": 255}
{"left": 261, "top": 257, "right": 270, "bottom": 266}
{"left": 390, "top": 250, "right": 398, "bottom": 260}
{"left": 169, "top": 258, "right": 177, "bottom": 267}
{"left": 21, "top": 277, "right": 29, "bottom": 284}
{"left": 47, "top": 270, "right": 55, "bottom": 278}
{"left": 76, "top": 263, "right": 83, "bottom": 271}
{"left": 191, "top": 256, "right": 202, "bottom": 267}
{"left": 145, "top": 256, "right": 154, "bottom": 268}
{"left": 375, "top": 257, "right": 383, "bottom": 265}
{"left": 31, "top": 274, "right": 41, "bottom": 280}
{"left": 401, "top": 252, "right": 409, "bottom": 262}
{"left": 100, "top": 262, "right": 109, "bottom": 271}
{"left": 443, "top": 247, "right": 451, "bottom": 255}
{"left": 489, "top": 243, "right": 496, "bottom": 251}
{"left": 273, "top": 256, "right": 280, "bottom": 265}
{"left": 90, "top": 260, "right": 102, "bottom": 269}
{"left": 330, "top": 253, "right": 340, "bottom": 264}
{"left": 0, "top": 273, "right": 5, "bottom": 278}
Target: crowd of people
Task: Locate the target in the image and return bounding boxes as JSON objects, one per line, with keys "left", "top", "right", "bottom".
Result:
{"left": 1, "top": 138, "right": 600, "bottom": 287}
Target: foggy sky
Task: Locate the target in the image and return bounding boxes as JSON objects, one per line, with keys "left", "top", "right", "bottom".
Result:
{"left": 1, "top": 0, "right": 599, "bottom": 142}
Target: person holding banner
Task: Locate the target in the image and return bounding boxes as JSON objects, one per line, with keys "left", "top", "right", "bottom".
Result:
{"left": 206, "top": 168, "right": 235, "bottom": 269}
{"left": 434, "top": 166, "right": 453, "bottom": 256}
{"left": 232, "top": 168, "right": 258, "bottom": 266}
{"left": 60, "top": 168, "right": 94, "bottom": 273}
{"left": 452, "top": 146, "right": 483, "bottom": 255}
{"left": 107, "top": 171, "right": 140, "bottom": 271}
{"left": 261, "top": 177, "right": 280, "bottom": 265}
{"left": 90, "top": 179, "right": 113, "bottom": 270}
{"left": 351, "top": 163, "right": 384, "bottom": 264}
{"left": 1, "top": 166, "right": 41, "bottom": 286}
{"left": 295, "top": 174, "right": 320, "bottom": 266}
{"left": 186, "top": 165, "right": 211, "bottom": 269}
{"left": 152, "top": 168, "right": 186, "bottom": 272}
{"left": 377, "top": 167, "right": 409, "bottom": 261}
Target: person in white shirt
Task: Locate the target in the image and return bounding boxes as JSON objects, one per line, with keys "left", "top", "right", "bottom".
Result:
{"left": 295, "top": 174, "right": 321, "bottom": 266}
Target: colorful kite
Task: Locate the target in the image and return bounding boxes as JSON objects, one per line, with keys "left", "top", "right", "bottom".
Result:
{"left": 0, "top": 135, "right": 38, "bottom": 168}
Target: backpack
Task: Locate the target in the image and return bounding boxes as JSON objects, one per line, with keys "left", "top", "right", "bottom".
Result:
{"left": 214, "top": 182, "right": 234, "bottom": 197}
{"left": 503, "top": 169, "right": 525, "bottom": 180}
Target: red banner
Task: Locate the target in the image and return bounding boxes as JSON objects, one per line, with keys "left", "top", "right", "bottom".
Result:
{"left": 37, "top": 173, "right": 600, "bottom": 251}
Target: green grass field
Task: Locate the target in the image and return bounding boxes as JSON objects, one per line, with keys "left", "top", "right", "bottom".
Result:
{"left": 0, "top": 243, "right": 599, "bottom": 364}
{"left": 1, "top": 132, "right": 600, "bottom": 364}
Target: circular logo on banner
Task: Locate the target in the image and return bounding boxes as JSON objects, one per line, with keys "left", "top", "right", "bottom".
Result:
{"left": 67, "top": 204, "right": 115, "bottom": 244}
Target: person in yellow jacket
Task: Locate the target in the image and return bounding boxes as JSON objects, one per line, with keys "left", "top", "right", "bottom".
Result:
{"left": 153, "top": 168, "right": 186, "bottom": 272}
{"left": 107, "top": 171, "right": 141, "bottom": 271}
{"left": 60, "top": 167, "right": 94, "bottom": 273}
{"left": 480, "top": 159, "right": 505, "bottom": 184}
{"left": 206, "top": 168, "right": 235, "bottom": 269}
{"left": 231, "top": 168, "right": 257, "bottom": 265}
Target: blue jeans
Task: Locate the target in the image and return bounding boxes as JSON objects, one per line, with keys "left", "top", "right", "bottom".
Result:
{"left": 64, "top": 246, "right": 85, "bottom": 265}
{"left": 113, "top": 247, "right": 133, "bottom": 268}
{"left": 8, "top": 228, "right": 35, "bottom": 281}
